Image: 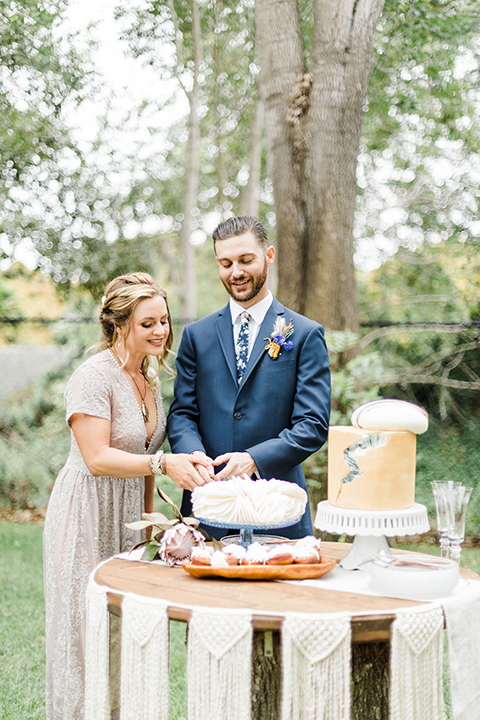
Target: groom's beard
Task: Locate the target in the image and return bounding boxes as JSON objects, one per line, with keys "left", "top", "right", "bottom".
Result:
{"left": 222, "top": 259, "right": 268, "bottom": 304}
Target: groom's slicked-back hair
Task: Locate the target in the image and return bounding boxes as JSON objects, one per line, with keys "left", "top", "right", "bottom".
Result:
{"left": 213, "top": 216, "right": 268, "bottom": 252}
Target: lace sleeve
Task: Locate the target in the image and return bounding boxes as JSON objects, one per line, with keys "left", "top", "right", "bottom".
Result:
{"left": 65, "top": 360, "right": 113, "bottom": 425}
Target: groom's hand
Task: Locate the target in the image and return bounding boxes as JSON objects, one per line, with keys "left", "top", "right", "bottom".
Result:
{"left": 212, "top": 452, "right": 257, "bottom": 480}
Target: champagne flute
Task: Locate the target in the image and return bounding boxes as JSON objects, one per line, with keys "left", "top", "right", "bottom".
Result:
{"left": 447, "top": 485, "right": 473, "bottom": 566}
{"left": 430, "top": 481, "right": 461, "bottom": 559}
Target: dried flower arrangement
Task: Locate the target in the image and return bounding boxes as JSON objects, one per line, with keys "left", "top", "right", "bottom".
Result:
{"left": 125, "top": 487, "right": 211, "bottom": 566}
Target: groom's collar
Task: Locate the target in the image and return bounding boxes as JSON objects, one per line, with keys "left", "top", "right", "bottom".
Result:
{"left": 228, "top": 291, "right": 273, "bottom": 325}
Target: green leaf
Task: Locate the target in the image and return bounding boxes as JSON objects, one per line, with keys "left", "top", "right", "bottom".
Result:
{"left": 124, "top": 520, "right": 154, "bottom": 531}
{"left": 142, "top": 542, "right": 161, "bottom": 561}
{"left": 157, "top": 486, "right": 184, "bottom": 522}
{"left": 129, "top": 539, "right": 150, "bottom": 552}
{"left": 142, "top": 511, "right": 170, "bottom": 524}
{"left": 183, "top": 516, "right": 200, "bottom": 528}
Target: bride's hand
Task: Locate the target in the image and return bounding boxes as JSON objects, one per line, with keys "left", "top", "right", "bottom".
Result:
{"left": 165, "top": 452, "right": 214, "bottom": 491}
{"left": 190, "top": 451, "right": 215, "bottom": 484}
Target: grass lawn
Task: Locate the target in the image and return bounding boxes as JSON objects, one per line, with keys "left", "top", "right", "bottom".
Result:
{"left": 0, "top": 522, "right": 46, "bottom": 720}
{"left": 1, "top": 520, "right": 479, "bottom": 720}
{"left": 0, "top": 521, "right": 187, "bottom": 720}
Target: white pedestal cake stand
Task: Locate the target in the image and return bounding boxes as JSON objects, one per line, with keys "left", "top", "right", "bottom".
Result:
{"left": 314, "top": 501, "right": 430, "bottom": 571}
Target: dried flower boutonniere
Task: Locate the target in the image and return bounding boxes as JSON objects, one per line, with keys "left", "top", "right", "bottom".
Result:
{"left": 264, "top": 317, "right": 294, "bottom": 359}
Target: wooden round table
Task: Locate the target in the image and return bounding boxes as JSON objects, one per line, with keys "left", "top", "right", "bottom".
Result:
{"left": 94, "top": 542, "right": 477, "bottom": 720}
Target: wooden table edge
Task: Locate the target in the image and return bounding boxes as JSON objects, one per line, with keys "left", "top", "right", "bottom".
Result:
{"left": 105, "top": 590, "right": 397, "bottom": 641}
{"left": 97, "top": 543, "right": 478, "bottom": 645}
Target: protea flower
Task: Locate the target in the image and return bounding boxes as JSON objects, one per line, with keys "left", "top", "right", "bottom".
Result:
{"left": 159, "top": 522, "right": 205, "bottom": 566}
{"left": 125, "top": 487, "right": 207, "bottom": 564}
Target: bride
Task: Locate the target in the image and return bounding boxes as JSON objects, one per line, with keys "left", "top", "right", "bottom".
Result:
{"left": 43, "top": 272, "right": 213, "bottom": 720}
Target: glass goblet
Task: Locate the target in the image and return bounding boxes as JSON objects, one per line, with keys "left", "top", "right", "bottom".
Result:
{"left": 447, "top": 485, "right": 473, "bottom": 566}
{"left": 430, "top": 481, "right": 461, "bottom": 559}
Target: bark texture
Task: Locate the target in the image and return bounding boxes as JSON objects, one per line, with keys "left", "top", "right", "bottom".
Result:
{"left": 251, "top": 632, "right": 390, "bottom": 720}
{"left": 352, "top": 642, "right": 390, "bottom": 720}
{"left": 255, "top": 0, "right": 385, "bottom": 331}
{"left": 240, "top": 96, "right": 265, "bottom": 218}
{"left": 252, "top": 630, "right": 282, "bottom": 720}
{"left": 169, "top": 0, "right": 201, "bottom": 323}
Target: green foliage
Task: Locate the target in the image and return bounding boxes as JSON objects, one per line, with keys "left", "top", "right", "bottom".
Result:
{"left": 0, "top": 311, "right": 100, "bottom": 509}
{"left": 0, "top": 367, "right": 71, "bottom": 509}
{"left": 414, "top": 420, "right": 480, "bottom": 536}
{"left": 356, "top": 0, "right": 480, "bottom": 270}
{"left": 358, "top": 244, "right": 480, "bottom": 421}
{"left": 325, "top": 330, "right": 391, "bottom": 425}
{"left": 115, "top": 0, "right": 273, "bottom": 235}
{"left": 0, "top": 0, "right": 94, "bottom": 267}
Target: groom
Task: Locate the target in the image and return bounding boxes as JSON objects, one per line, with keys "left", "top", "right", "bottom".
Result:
{"left": 167, "top": 216, "right": 331, "bottom": 538}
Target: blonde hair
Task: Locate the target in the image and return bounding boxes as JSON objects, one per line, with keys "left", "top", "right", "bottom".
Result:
{"left": 97, "top": 272, "right": 174, "bottom": 383}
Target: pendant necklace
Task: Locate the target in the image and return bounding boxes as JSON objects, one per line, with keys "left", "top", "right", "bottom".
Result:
{"left": 111, "top": 349, "right": 149, "bottom": 423}
{"left": 127, "top": 369, "right": 149, "bottom": 424}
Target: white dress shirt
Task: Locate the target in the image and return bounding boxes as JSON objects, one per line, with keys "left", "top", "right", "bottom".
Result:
{"left": 229, "top": 291, "right": 273, "bottom": 360}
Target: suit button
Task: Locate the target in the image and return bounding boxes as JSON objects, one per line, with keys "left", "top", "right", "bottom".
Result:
{"left": 234, "top": 412, "right": 242, "bottom": 420}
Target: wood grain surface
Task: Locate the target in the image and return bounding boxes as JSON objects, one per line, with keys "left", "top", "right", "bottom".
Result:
{"left": 96, "top": 542, "right": 467, "bottom": 642}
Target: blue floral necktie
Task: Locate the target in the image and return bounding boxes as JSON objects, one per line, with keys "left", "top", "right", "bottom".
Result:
{"left": 235, "top": 311, "right": 251, "bottom": 384}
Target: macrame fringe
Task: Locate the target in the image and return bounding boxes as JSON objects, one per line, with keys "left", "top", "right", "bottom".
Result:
{"left": 85, "top": 579, "right": 110, "bottom": 720}
{"left": 390, "top": 604, "right": 445, "bottom": 720}
{"left": 120, "top": 593, "right": 170, "bottom": 720}
{"left": 187, "top": 606, "right": 253, "bottom": 720}
{"left": 281, "top": 612, "right": 351, "bottom": 720}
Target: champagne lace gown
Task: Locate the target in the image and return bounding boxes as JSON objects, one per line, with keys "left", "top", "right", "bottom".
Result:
{"left": 43, "top": 350, "right": 166, "bottom": 720}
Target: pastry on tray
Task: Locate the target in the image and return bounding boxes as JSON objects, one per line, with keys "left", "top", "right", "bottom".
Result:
{"left": 187, "top": 538, "right": 322, "bottom": 568}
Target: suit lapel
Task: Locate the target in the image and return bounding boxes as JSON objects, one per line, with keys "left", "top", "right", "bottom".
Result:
{"left": 215, "top": 306, "right": 238, "bottom": 387}
{"left": 240, "top": 297, "right": 285, "bottom": 387}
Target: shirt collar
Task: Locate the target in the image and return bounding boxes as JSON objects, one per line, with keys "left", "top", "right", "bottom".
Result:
{"left": 229, "top": 291, "right": 273, "bottom": 325}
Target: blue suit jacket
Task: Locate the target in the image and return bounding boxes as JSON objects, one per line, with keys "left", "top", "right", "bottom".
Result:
{"left": 167, "top": 296, "right": 331, "bottom": 539}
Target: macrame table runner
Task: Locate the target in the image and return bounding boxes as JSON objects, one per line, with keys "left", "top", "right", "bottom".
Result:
{"left": 87, "top": 548, "right": 480, "bottom": 720}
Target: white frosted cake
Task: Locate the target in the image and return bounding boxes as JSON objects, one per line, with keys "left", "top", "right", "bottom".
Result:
{"left": 327, "top": 400, "right": 428, "bottom": 511}
{"left": 191, "top": 475, "right": 307, "bottom": 526}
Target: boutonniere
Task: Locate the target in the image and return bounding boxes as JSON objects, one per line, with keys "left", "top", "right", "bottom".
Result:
{"left": 264, "top": 317, "right": 294, "bottom": 359}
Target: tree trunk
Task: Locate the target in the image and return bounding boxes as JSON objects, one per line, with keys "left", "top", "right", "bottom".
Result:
{"left": 240, "top": 96, "right": 264, "bottom": 218}
{"left": 251, "top": 631, "right": 281, "bottom": 720}
{"left": 178, "top": 0, "right": 202, "bottom": 323}
{"left": 255, "top": 0, "right": 385, "bottom": 331}
{"left": 351, "top": 642, "right": 390, "bottom": 720}
{"left": 251, "top": 631, "right": 390, "bottom": 720}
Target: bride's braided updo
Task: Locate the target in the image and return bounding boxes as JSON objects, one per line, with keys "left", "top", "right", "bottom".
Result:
{"left": 97, "top": 272, "right": 174, "bottom": 381}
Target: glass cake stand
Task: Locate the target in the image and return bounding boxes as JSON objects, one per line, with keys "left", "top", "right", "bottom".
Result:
{"left": 195, "top": 516, "right": 303, "bottom": 548}
{"left": 314, "top": 501, "right": 430, "bottom": 571}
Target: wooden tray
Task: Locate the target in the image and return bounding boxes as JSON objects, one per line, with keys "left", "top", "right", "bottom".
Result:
{"left": 182, "top": 556, "right": 337, "bottom": 581}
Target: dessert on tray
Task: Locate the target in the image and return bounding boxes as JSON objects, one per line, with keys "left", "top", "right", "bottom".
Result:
{"left": 327, "top": 399, "right": 428, "bottom": 511}
{"left": 191, "top": 474, "right": 308, "bottom": 526}
{"left": 190, "top": 537, "right": 322, "bottom": 568}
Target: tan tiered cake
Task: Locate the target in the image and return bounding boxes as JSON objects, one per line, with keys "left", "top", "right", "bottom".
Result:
{"left": 327, "top": 426, "right": 416, "bottom": 511}
{"left": 327, "top": 399, "right": 428, "bottom": 512}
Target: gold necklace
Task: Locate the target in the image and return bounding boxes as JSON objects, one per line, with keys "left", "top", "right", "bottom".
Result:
{"left": 126, "top": 369, "right": 149, "bottom": 424}
{"left": 111, "top": 349, "right": 149, "bottom": 423}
